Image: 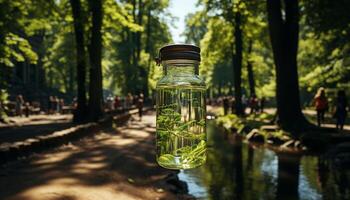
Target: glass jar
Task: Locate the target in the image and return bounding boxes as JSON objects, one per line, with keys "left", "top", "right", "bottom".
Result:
{"left": 156, "top": 44, "right": 206, "bottom": 169}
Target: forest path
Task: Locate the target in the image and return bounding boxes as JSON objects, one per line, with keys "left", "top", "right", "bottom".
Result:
{"left": 0, "top": 112, "right": 187, "bottom": 200}
{"left": 0, "top": 114, "right": 73, "bottom": 144}
{"left": 263, "top": 108, "right": 350, "bottom": 132}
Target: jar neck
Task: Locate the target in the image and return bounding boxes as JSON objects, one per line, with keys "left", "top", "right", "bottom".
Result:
{"left": 162, "top": 59, "right": 199, "bottom": 76}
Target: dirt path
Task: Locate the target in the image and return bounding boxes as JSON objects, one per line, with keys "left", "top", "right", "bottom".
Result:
{"left": 0, "top": 115, "right": 73, "bottom": 145}
{"left": 0, "top": 112, "right": 190, "bottom": 200}
{"left": 262, "top": 108, "right": 350, "bottom": 132}
{"left": 0, "top": 114, "right": 73, "bottom": 128}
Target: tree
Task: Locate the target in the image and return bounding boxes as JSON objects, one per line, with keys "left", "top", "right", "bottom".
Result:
{"left": 184, "top": 11, "right": 208, "bottom": 45}
{"left": 246, "top": 40, "right": 255, "bottom": 96}
{"left": 0, "top": 0, "right": 38, "bottom": 88}
{"left": 232, "top": 3, "right": 244, "bottom": 115}
{"left": 105, "top": 0, "right": 171, "bottom": 96}
{"left": 69, "top": 0, "right": 88, "bottom": 122}
{"left": 266, "top": 0, "right": 310, "bottom": 131}
{"left": 298, "top": 0, "right": 350, "bottom": 93}
{"left": 199, "top": 0, "right": 245, "bottom": 114}
{"left": 88, "top": 0, "right": 103, "bottom": 121}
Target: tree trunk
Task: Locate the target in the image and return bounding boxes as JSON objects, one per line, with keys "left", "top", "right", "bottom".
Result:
{"left": 232, "top": 10, "right": 244, "bottom": 115}
{"left": 143, "top": 6, "right": 152, "bottom": 98}
{"left": 132, "top": 0, "right": 137, "bottom": 72}
{"left": 136, "top": 0, "right": 143, "bottom": 60}
{"left": 267, "top": 0, "right": 310, "bottom": 132}
{"left": 69, "top": 62, "right": 74, "bottom": 96}
{"left": 69, "top": 0, "right": 88, "bottom": 122}
{"left": 247, "top": 40, "right": 255, "bottom": 96}
{"left": 88, "top": 0, "right": 103, "bottom": 121}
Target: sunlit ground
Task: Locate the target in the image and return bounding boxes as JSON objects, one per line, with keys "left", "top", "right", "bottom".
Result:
{"left": 0, "top": 112, "right": 181, "bottom": 200}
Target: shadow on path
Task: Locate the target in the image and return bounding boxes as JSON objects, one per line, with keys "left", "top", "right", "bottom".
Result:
{"left": 0, "top": 112, "right": 185, "bottom": 200}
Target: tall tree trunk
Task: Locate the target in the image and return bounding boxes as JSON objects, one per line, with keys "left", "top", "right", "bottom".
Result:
{"left": 232, "top": 9, "right": 244, "bottom": 115}
{"left": 136, "top": 0, "right": 143, "bottom": 60}
{"left": 247, "top": 40, "right": 255, "bottom": 97}
{"left": 69, "top": 62, "right": 74, "bottom": 96}
{"left": 88, "top": 0, "right": 103, "bottom": 121}
{"left": 267, "top": 0, "right": 310, "bottom": 132}
{"left": 131, "top": 0, "right": 137, "bottom": 71}
{"left": 69, "top": 0, "right": 87, "bottom": 122}
{"left": 143, "top": 6, "right": 152, "bottom": 98}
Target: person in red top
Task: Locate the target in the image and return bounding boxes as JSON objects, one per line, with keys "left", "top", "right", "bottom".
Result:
{"left": 314, "top": 87, "right": 328, "bottom": 127}
{"left": 114, "top": 95, "right": 120, "bottom": 111}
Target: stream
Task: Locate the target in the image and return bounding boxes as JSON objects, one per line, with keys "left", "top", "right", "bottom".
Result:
{"left": 178, "top": 122, "right": 350, "bottom": 200}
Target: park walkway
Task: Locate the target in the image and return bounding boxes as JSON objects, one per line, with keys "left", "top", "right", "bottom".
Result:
{"left": 0, "top": 112, "right": 190, "bottom": 200}
{"left": 263, "top": 108, "right": 350, "bottom": 132}
{"left": 0, "top": 114, "right": 73, "bottom": 145}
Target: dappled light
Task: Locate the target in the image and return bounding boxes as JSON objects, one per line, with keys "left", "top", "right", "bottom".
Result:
{"left": 0, "top": 114, "right": 183, "bottom": 200}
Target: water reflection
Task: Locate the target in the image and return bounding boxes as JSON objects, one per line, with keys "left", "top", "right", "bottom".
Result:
{"left": 276, "top": 153, "right": 300, "bottom": 200}
{"left": 178, "top": 122, "right": 350, "bottom": 200}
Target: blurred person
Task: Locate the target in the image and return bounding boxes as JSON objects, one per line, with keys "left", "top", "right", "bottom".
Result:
{"left": 59, "top": 99, "right": 65, "bottom": 114}
{"left": 260, "top": 97, "right": 266, "bottom": 113}
{"left": 242, "top": 94, "right": 248, "bottom": 114}
{"left": 230, "top": 96, "right": 236, "bottom": 114}
{"left": 53, "top": 96, "right": 59, "bottom": 114}
{"left": 249, "top": 95, "right": 259, "bottom": 114}
{"left": 133, "top": 95, "right": 138, "bottom": 106}
{"left": 334, "top": 90, "right": 348, "bottom": 130}
{"left": 223, "top": 96, "right": 229, "bottom": 115}
{"left": 314, "top": 87, "right": 328, "bottom": 127}
{"left": 121, "top": 96, "right": 126, "bottom": 110}
{"left": 24, "top": 102, "right": 30, "bottom": 117}
{"left": 51, "top": 96, "right": 56, "bottom": 114}
{"left": 48, "top": 96, "right": 53, "bottom": 114}
{"left": 107, "top": 96, "right": 114, "bottom": 111}
{"left": 126, "top": 93, "right": 133, "bottom": 109}
{"left": 72, "top": 97, "right": 77, "bottom": 110}
{"left": 16, "top": 95, "right": 24, "bottom": 117}
{"left": 0, "top": 101, "right": 5, "bottom": 122}
{"left": 137, "top": 93, "right": 144, "bottom": 121}
{"left": 114, "top": 95, "right": 120, "bottom": 110}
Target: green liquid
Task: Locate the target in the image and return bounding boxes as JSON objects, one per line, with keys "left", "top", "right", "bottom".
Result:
{"left": 156, "top": 86, "right": 206, "bottom": 169}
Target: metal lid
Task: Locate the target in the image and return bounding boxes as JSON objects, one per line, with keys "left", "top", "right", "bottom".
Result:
{"left": 157, "top": 44, "right": 201, "bottom": 64}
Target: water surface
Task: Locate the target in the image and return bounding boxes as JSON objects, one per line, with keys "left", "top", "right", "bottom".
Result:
{"left": 179, "top": 122, "right": 350, "bottom": 200}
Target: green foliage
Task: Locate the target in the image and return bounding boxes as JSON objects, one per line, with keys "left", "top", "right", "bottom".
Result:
{"left": 0, "top": 0, "right": 173, "bottom": 98}
{"left": 1, "top": 33, "right": 38, "bottom": 66}
{"left": 185, "top": 1, "right": 275, "bottom": 98}
{"left": 103, "top": 0, "right": 172, "bottom": 95}
{"left": 1, "top": 0, "right": 349, "bottom": 108}
{"left": 184, "top": 0, "right": 349, "bottom": 103}
{"left": 215, "top": 114, "right": 244, "bottom": 133}
{"left": 184, "top": 11, "right": 208, "bottom": 45}
{"left": 44, "top": 30, "right": 76, "bottom": 93}
{"left": 0, "top": 0, "right": 39, "bottom": 66}
{"left": 0, "top": 89, "right": 9, "bottom": 120}
{"left": 200, "top": 17, "right": 233, "bottom": 89}
{"left": 297, "top": 1, "right": 350, "bottom": 94}
{"left": 246, "top": 112, "right": 274, "bottom": 122}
